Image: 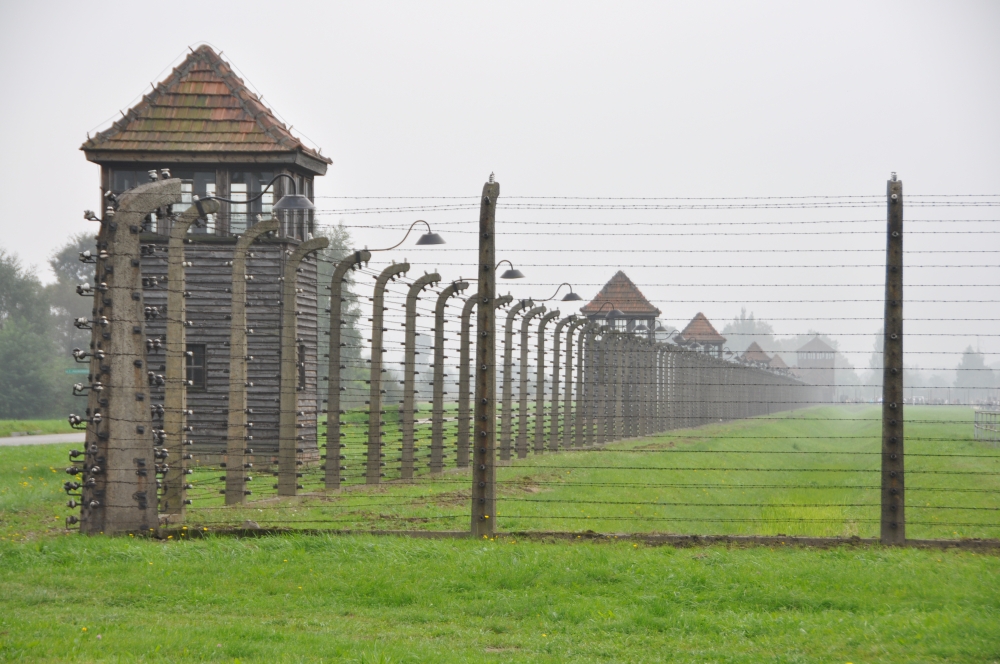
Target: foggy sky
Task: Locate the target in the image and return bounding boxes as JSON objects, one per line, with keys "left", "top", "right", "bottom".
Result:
{"left": 1, "top": 1, "right": 997, "bottom": 376}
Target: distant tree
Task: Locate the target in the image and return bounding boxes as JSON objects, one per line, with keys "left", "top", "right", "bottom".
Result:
{"left": 721, "top": 308, "right": 775, "bottom": 354}
{"left": 46, "top": 233, "right": 96, "bottom": 356}
{"left": 0, "top": 249, "right": 58, "bottom": 418}
{"left": 954, "top": 346, "right": 996, "bottom": 404}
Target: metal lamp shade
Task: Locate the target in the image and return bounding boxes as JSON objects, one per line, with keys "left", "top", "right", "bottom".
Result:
{"left": 606, "top": 308, "right": 625, "bottom": 319}
{"left": 561, "top": 291, "right": 583, "bottom": 301}
{"left": 500, "top": 268, "right": 525, "bottom": 279}
{"left": 415, "top": 232, "right": 446, "bottom": 245}
{"left": 272, "top": 194, "right": 316, "bottom": 212}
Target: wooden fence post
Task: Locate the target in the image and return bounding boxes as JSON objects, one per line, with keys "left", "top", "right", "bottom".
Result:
{"left": 472, "top": 177, "right": 499, "bottom": 537}
{"left": 882, "top": 175, "right": 905, "bottom": 544}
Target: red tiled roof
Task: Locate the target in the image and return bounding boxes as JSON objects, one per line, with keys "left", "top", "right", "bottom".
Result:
{"left": 579, "top": 271, "right": 661, "bottom": 317}
{"left": 742, "top": 341, "right": 771, "bottom": 363}
{"left": 679, "top": 312, "right": 726, "bottom": 344}
{"left": 81, "top": 45, "right": 330, "bottom": 166}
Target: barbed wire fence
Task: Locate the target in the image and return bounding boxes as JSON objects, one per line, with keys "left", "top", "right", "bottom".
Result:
{"left": 63, "top": 175, "right": 1000, "bottom": 545}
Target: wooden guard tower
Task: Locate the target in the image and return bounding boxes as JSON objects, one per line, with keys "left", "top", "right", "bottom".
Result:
{"left": 580, "top": 271, "right": 661, "bottom": 338}
{"left": 81, "top": 45, "right": 332, "bottom": 457}
{"left": 678, "top": 312, "right": 727, "bottom": 357}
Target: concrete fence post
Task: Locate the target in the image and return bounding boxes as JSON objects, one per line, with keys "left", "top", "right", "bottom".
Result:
{"left": 401, "top": 273, "right": 440, "bottom": 479}
{"left": 431, "top": 280, "right": 469, "bottom": 472}
{"left": 534, "top": 310, "right": 561, "bottom": 453}
{"left": 222, "top": 213, "right": 274, "bottom": 505}
{"left": 517, "top": 306, "right": 546, "bottom": 458}
{"left": 365, "top": 262, "right": 410, "bottom": 485}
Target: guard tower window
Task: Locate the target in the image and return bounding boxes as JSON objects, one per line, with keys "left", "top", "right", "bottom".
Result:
{"left": 172, "top": 171, "right": 217, "bottom": 234}
{"left": 186, "top": 344, "right": 207, "bottom": 391}
{"left": 228, "top": 171, "right": 275, "bottom": 234}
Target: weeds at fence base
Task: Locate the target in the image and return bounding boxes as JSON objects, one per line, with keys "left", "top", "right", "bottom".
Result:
{"left": 155, "top": 526, "right": 1000, "bottom": 552}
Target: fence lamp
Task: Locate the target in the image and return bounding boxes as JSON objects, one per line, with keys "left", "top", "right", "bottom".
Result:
{"left": 495, "top": 260, "right": 525, "bottom": 279}
{"left": 539, "top": 283, "right": 582, "bottom": 301}
{"left": 593, "top": 301, "right": 625, "bottom": 321}
{"left": 369, "top": 219, "right": 446, "bottom": 252}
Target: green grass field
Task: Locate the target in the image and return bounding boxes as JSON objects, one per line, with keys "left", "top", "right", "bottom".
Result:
{"left": 0, "top": 419, "right": 75, "bottom": 439}
{"left": 1, "top": 406, "right": 998, "bottom": 661}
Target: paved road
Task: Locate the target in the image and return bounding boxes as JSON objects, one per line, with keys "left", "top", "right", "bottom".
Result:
{"left": 0, "top": 433, "right": 86, "bottom": 447}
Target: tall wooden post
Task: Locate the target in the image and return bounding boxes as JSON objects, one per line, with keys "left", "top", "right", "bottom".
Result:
{"left": 401, "top": 273, "right": 440, "bottom": 479}
{"left": 472, "top": 177, "right": 499, "bottom": 537}
{"left": 882, "top": 175, "right": 905, "bottom": 544}
{"left": 77, "top": 179, "right": 180, "bottom": 535}
{"left": 500, "top": 299, "right": 532, "bottom": 462}
{"left": 517, "top": 306, "right": 546, "bottom": 458}
{"left": 324, "top": 249, "right": 371, "bottom": 490}
{"left": 224, "top": 218, "right": 277, "bottom": 504}
{"left": 431, "top": 280, "right": 468, "bottom": 472}
{"left": 534, "top": 310, "right": 560, "bottom": 453}
{"left": 366, "top": 262, "right": 410, "bottom": 485}
{"left": 278, "top": 237, "right": 328, "bottom": 497}
{"left": 161, "top": 201, "right": 221, "bottom": 513}
{"left": 550, "top": 315, "right": 576, "bottom": 451}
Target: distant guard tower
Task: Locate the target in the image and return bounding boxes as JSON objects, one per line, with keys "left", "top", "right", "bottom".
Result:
{"left": 81, "top": 45, "right": 332, "bottom": 457}
{"left": 795, "top": 336, "right": 836, "bottom": 404}
{"left": 678, "top": 313, "right": 726, "bottom": 357}
{"left": 580, "top": 271, "right": 661, "bottom": 338}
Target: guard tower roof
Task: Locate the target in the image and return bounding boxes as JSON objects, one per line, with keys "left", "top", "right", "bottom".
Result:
{"left": 580, "top": 271, "right": 661, "bottom": 316}
{"left": 81, "top": 45, "right": 330, "bottom": 175}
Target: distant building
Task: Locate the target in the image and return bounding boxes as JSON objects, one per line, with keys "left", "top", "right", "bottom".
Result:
{"left": 741, "top": 341, "right": 771, "bottom": 364}
{"left": 678, "top": 313, "right": 726, "bottom": 357}
{"left": 796, "top": 336, "right": 836, "bottom": 404}
{"left": 580, "top": 271, "right": 661, "bottom": 338}
{"left": 768, "top": 353, "right": 789, "bottom": 371}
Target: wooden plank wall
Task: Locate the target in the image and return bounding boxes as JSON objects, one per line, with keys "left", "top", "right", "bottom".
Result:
{"left": 140, "top": 234, "right": 320, "bottom": 458}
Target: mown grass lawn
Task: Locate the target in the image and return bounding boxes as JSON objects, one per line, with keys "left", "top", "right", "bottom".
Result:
{"left": 1, "top": 406, "right": 998, "bottom": 661}
{"left": 1, "top": 534, "right": 999, "bottom": 663}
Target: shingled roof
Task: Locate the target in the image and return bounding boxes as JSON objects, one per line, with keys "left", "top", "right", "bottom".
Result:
{"left": 742, "top": 341, "right": 771, "bottom": 363}
{"left": 580, "top": 271, "right": 661, "bottom": 317}
{"left": 81, "top": 45, "right": 330, "bottom": 174}
{"left": 679, "top": 312, "right": 726, "bottom": 344}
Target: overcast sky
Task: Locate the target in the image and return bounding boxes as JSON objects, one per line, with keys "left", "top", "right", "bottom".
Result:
{"left": 1, "top": 1, "right": 997, "bottom": 375}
